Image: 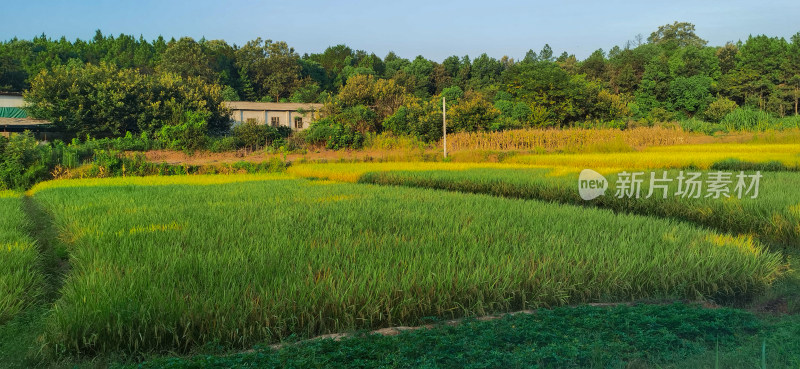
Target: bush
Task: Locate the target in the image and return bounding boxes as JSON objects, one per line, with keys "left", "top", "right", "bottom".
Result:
{"left": 704, "top": 97, "right": 738, "bottom": 122}
{"left": 382, "top": 106, "right": 411, "bottom": 135}
{"left": 338, "top": 105, "right": 379, "bottom": 133}
{"left": 276, "top": 125, "right": 293, "bottom": 139}
{"left": 489, "top": 116, "right": 523, "bottom": 131}
{"left": 156, "top": 111, "right": 210, "bottom": 153}
{"left": 648, "top": 107, "right": 676, "bottom": 122}
{"left": 680, "top": 118, "right": 727, "bottom": 135}
{"left": 232, "top": 119, "right": 280, "bottom": 150}
{"left": 286, "top": 130, "right": 308, "bottom": 152}
{"left": 305, "top": 117, "right": 364, "bottom": 150}
{"left": 207, "top": 136, "right": 239, "bottom": 152}
{"left": 0, "top": 131, "right": 54, "bottom": 189}
{"left": 721, "top": 108, "right": 774, "bottom": 131}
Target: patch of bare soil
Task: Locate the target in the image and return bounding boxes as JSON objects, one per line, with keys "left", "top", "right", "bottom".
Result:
{"left": 752, "top": 298, "right": 790, "bottom": 315}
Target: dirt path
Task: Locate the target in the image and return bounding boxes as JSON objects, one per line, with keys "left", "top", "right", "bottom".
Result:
{"left": 21, "top": 196, "right": 69, "bottom": 303}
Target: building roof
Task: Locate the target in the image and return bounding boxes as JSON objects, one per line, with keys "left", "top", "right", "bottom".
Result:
{"left": 224, "top": 101, "right": 323, "bottom": 111}
{"left": 0, "top": 117, "right": 52, "bottom": 132}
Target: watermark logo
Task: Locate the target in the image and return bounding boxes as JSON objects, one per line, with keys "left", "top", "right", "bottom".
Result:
{"left": 579, "top": 170, "right": 762, "bottom": 201}
{"left": 578, "top": 169, "right": 608, "bottom": 200}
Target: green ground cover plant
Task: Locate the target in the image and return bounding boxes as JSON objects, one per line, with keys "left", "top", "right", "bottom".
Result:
{"left": 128, "top": 303, "right": 768, "bottom": 369}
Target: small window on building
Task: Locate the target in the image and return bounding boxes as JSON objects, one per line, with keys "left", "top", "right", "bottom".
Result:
{"left": 294, "top": 117, "right": 303, "bottom": 129}
{"left": 270, "top": 117, "right": 280, "bottom": 127}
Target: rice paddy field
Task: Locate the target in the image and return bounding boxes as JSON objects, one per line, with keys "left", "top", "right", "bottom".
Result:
{"left": 19, "top": 174, "right": 783, "bottom": 355}
{"left": 3, "top": 140, "right": 800, "bottom": 367}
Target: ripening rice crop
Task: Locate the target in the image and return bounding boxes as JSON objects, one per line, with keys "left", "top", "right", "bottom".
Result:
{"left": 0, "top": 191, "right": 42, "bottom": 323}
{"left": 31, "top": 175, "right": 782, "bottom": 354}
{"left": 287, "top": 162, "right": 535, "bottom": 182}
{"left": 507, "top": 143, "right": 800, "bottom": 170}
{"left": 443, "top": 127, "right": 690, "bottom": 152}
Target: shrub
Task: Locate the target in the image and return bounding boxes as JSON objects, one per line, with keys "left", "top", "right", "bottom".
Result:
{"left": 156, "top": 111, "right": 210, "bottom": 153}
{"left": 648, "top": 107, "right": 676, "bottom": 122}
{"left": 305, "top": 117, "right": 364, "bottom": 150}
{"left": 0, "top": 131, "right": 53, "bottom": 190}
{"left": 276, "top": 126, "right": 293, "bottom": 138}
{"left": 232, "top": 119, "right": 280, "bottom": 150}
{"left": 207, "top": 136, "right": 239, "bottom": 153}
{"left": 489, "top": 116, "right": 524, "bottom": 131}
{"left": 704, "top": 97, "right": 738, "bottom": 122}
{"left": 680, "top": 118, "right": 727, "bottom": 135}
{"left": 721, "top": 108, "right": 774, "bottom": 131}
{"left": 338, "top": 105, "right": 379, "bottom": 133}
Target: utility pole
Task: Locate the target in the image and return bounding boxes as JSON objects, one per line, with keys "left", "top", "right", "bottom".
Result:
{"left": 442, "top": 96, "right": 447, "bottom": 158}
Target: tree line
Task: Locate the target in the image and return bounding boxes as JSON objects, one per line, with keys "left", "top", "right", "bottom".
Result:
{"left": 2, "top": 22, "right": 799, "bottom": 145}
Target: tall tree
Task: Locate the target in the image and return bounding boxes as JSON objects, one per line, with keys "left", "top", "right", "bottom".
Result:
{"left": 648, "top": 22, "right": 707, "bottom": 49}
{"left": 156, "top": 37, "right": 214, "bottom": 81}
{"left": 235, "top": 38, "right": 301, "bottom": 102}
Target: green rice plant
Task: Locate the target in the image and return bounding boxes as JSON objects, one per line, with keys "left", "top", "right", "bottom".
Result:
{"left": 0, "top": 192, "right": 42, "bottom": 324}
{"left": 30, "top": 176, "right": 783, "bottom": 355}
{"left": 356, "top": 167, "right": 800, "bottom": 246}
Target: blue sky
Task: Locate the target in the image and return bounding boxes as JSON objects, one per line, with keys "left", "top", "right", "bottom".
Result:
{"left": 1, "top": 0, "right": 798, "bottom": 61}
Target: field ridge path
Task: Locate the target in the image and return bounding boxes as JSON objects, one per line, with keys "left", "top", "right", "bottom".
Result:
{"left": 21, "top": 195, "right": 70, "bottom": 303}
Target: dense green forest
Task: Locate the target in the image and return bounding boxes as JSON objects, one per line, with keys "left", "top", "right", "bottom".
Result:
{"left": 2, "top": 22, "right": 799, "bottom": 143}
